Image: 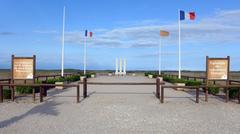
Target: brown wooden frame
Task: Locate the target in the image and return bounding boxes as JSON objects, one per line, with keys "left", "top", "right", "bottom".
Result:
{"left": 11, "top": 55, "right": 36, "bottom": 101}
{"left": 205, "top": 56, "right": 230, "bottom": 102}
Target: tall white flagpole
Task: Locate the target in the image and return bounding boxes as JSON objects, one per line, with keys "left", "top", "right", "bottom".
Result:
{"left": 61, "top": 6, "right": 66, "bottom": 77}
{"left": 178, "top": 9, "right": 181, "bottom": 79}
{"left": 123, "top": 58, "right": 126, "bottom": 75}
{"left": 84, "top": 36, "right": 87, "bottom": 75}
{"left": 115, "top": 58, "right": 118, "bottom": 75}
{"left": 159, "top": 37, "right": 162, "bottom": 76}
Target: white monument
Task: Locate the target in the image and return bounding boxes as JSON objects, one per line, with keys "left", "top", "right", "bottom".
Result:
{"left": 115, "top": 58, "right": 127, "bottom": 75}
{"left": 119, "top": 58, "right": 122, "bottom": 74}
{"left": 115, "top": 58, "right": 118, "bottom": 75}
{"left": 123, "top": 58, "right": 126, "bottom": 75}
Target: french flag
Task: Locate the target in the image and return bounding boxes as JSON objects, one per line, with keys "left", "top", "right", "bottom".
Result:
{"left": 85, "top": 30, "right": 93, "bottom": 38}
{"left": 180, "top": 10, "right": 196, "bottom": 21}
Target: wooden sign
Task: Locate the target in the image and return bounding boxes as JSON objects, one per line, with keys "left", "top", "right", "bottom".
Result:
{"left": 206, "top": 57, "right": 229, "bottom": 80}
{"left": 12, "top": 55, "right": 36, "bottom": 80}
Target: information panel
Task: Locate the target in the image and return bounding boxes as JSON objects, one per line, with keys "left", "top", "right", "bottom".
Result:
{"left": 207, "top": 59, "right": 229, "bottom": 80}
{"left": 13, "top": 58, "right": 34, "bottom": 80}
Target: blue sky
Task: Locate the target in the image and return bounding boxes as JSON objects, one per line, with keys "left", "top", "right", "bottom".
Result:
{"left": 0, "top": 0, "right": 240, "bottom": 70}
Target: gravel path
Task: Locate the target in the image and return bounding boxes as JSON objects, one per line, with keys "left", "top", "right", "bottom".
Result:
{"left": 0, "top": 76, "right": 240, "bottom": 134}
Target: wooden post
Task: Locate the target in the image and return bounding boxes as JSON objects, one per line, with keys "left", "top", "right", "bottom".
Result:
{"left": 33, "top": 55, "right": 36, "bottom": 102}
{"left": 213, "top": 80, "right": 216, "bottom": 85}
{"left": 8, "top": 79, "right": 11, "bottom": 89}
{"left": 196, "top": 88, "right": 199, "bottom": 103}
{"left": 0, "top": 85, "right": 3, "bottom": 103}
{"left": 11, "top": 55, "right": 15, "bottom": 102}
{"left": 33, "top": 88, "right": 36, "bottom": 101}
{"left": 238, "top": 88, "right": 240, "bottom": 104}
{"left": 43, "top": 87, "right": 47, "bottom": 97}
{"left": 226, "top": 56, "right": 230, "bottom": 103}
{"left": 160, "top": 86, "right": 164, "bottom": 103}
{"left": 156, "top": 77, "right": 160, "bottom": 98}
{"left": 83, "top": 77, "right": 87, "bottom": 98}
{"left": 205, "top": 56, "right": 209, "bottom": 102}
{"left": 77, "top": 85, "right": 80, "bottom": 103}
{"left": 11, "top": 85, "right": 15, "bottom": 102}
{"left": 226, "top": 88, "right": 229, "bottom": 103}
{"left": 40, "top": 86, "right": 43, "bottom": 103}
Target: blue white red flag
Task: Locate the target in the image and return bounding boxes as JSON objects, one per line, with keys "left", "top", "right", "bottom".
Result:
{"left": 85, "top": 30, "right": 88, "bottom": 37}
{"left": 180, "top": 10, "right": 196, "bottom": 21}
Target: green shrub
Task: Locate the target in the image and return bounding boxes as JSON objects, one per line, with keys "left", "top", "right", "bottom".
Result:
{"left": 46, "top": 79, "right": 57, "bottom": 84}
{"left": 144, "top": 72, "right": 148, "bottom": 76}
{"left": 163, "top": 76, "right": 186, "bottom": 83}
{"left": 3, "top": 89, "right": 11, "bottom": 99}
{"left": 65, "top": 75, "right": 80, "bottom": 82}
{"left": 208, "top": 86, "right": 220, "bottom": 95}
{"left": 185, "top": 80, "right": 202, "bottom": 86}
{"left": 228, "top": 88, "right": 239, "bottom": 99}
{"left": 144, "top": 72, "right": 159, "bottom": 78}
{"left": 16, "top": 86, "right": 33, "bottom": 94}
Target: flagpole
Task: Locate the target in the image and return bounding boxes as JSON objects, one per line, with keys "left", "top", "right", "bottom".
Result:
{"left": 159, "top": 37, "right": 162, "bottom": 76}
{"left": 61, "top": 6, "right": 65, "bottom": 77}
{"left": 178, "top": 9, "right": 181, "bottom": 79}
{"left": 84, "top": 36, "right": 87, "bottom": 75}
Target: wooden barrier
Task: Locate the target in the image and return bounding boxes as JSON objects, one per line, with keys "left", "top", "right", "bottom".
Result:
{"left": 0, "top": 83, "right": 80, "bottom": 103}
{"left": 79, "top": 77, "right": 165, "bottom": 100}
{"left": 160, "top": 85, "right": 240, "bottom": 104}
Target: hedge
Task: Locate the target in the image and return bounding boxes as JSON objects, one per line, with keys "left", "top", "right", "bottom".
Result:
{"left": 185, "top": 80, "right": 202, "bottom": 86}
{"left": 144, "top": 72, "right": 158, "bottom": 78}
{"left": 224, "top": 88, "right": 239, "bottom": 99}
{"left": 3, "top": 89, "right": 11, "bottom": 99}
{"left": 163, "top": 76, "right": 202, "bottom": 86}
{"left": 208, "top": 86, "right": 220, "bottom": 95}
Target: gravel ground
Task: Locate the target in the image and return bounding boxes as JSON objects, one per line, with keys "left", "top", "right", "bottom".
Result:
{"left": 0, "top": 76, "right": 240, "bottom": 134}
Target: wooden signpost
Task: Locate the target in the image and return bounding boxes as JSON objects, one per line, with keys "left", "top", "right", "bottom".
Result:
{"left": 11, "top": 55, "right": 36, "bottom": 101}
{"left": 206, "top": 56, "right": 230, "bottom": 102}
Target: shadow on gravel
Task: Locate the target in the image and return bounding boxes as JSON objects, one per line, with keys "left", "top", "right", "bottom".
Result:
{"left": 0, "top": 101, "right": 61, "bottom": 128}
{"left": 0, "top": 86, "right": 76, "bottom": 128}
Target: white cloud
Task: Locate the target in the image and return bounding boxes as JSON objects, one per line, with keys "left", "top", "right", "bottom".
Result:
{"left": 64, "top": 9, "right": 240, "bottom": 48}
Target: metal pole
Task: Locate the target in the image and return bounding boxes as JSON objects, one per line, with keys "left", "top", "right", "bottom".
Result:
{"left": 115, "top": 58, "right": 118, "bottom": 75}
{"left": 159, "top": 37, "right": 162, "bottom": 76}
{"left": 84, "top": 37, "right": 87, "bottom": 75}
{"left": 178, "top": 9, "right": 181, "bottom": 79}
{"left": 61, "top": 6, "right": 66, "bottom": 77}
